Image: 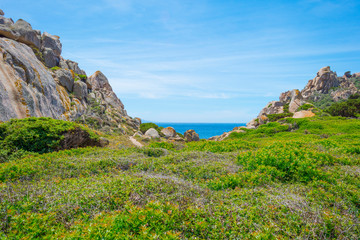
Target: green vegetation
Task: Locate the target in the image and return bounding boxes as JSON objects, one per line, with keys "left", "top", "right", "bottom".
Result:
{"left": 326, "top": 93, "right": 360, "bottom": 117}
{"left": 297, "top": 103, "right": 314, "bottom": 111}
{"left": 50, "top": 66, "right": 61, "bottom": 71}
{"left": 0, "top": 116, "right": 359, "bottom": 239}
{"left": 267, "top": 112, "right": 293, "bottom": 122}
{"left": 311, "top": 92, "right": 337, "bottom": 109}
{"left": 349, "top": 77, "right": 360, "bottom": 89}
{"left": 0, "top": 117, "right": 98, "bottom": 162}
{"left": 139, "top": 122, "right": 163, "bottom": 134}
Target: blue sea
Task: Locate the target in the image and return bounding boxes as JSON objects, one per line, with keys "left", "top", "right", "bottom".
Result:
{"left": 155, "top": 123, "right": 246, "bottom": 139}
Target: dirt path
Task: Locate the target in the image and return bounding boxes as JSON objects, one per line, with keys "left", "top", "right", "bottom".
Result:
{"left": 129, "top": 136, "right": 144, "bottom": 147}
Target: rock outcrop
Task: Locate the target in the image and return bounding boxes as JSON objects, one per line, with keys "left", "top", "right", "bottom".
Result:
{"left": 184, "top": 129, "right": 200, "bottom": 142}
{"left": 161, "top": 127, "right": 177, "bottom": 138}
{"left": 145, "top": 128, "right": 160, "bottom": 138}
{"left": 0, "top": 9, "right": 139, "bottom": 134}
{"left": 246, "top": 66, "right": 359, "bottom": 129}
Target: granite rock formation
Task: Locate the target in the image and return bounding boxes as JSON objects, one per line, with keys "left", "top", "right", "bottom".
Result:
{"left": 0, "top": 9, "right": 139, "bottom": 133}
{"left": 246, "top": 66, "right": 359, "bottom": 128}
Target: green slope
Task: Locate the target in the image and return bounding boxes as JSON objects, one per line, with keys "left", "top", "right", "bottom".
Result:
{"left": 0, "top": 117, "right": 359, "bottom": 239}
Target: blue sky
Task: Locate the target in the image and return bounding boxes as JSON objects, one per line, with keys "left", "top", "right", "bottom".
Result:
{"left": 2, "top": 0, "right": 360, "bottom": 122}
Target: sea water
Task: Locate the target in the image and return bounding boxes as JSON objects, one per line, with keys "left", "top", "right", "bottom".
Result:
{"left": 155, "top": 123, "right": 246, "bottom": 139}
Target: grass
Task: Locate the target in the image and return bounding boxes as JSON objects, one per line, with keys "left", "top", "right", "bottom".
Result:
{"left": 0, "top": 116, "right": 359, "bottom": 239}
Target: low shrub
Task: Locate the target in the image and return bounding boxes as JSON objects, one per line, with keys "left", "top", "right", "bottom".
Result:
{"left": 140, "top": 123, "right": 162, "bottom": 134}
{"left": 325, "top": 94, "right": 360, "bottom": 117}
{"left": 0, "top": 117, "right": 99, "bottom": 154}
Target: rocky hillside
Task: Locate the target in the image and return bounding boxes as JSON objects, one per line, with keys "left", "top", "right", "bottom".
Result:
{"left": 246, "top": 66, "right": 360, "bottom": 128}
{"left": 208, "top": 66, "right": 360, "bottom": 141}
{"left": 0, "top": 10, "right": 140, "bottom": 134}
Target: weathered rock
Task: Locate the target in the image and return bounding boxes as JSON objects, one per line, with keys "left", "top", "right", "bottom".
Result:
{"left": 289, "top": 89, "right": 305, "bottom": 113}
{"left": 12, "top": 19, "right": 41, "bottom": 49}
{"left": 301, "top": 66, "right": 339, "bottom": 99}
{"left": 0, "top": 38, "right": 65, "bottom": 121}
{"left": 246, "top": 118, "right": 259, "bottom": 129}
{"left": 0, "top": 9, "right": 4, "bottom": 16}
{"left": 43, "top": 47, "right": 59, "bottom": 68}
{"left": 59, "top": 57, "right": 69, "bottom": 69}
{"left": 0, "top": 12, "right": 138, "bottom": 134}
{"left": 55, "top": 69, "right": 74, "bottom": 92}
{"left": 352, "top": 72, "right": 360, "bottom": 78}
{"left": 89, "top": 70, "right": 113, "bottom": 91}
{"left": 73, "top": 81, "right": 88, "bottom": 100}
{"left": 161, "top": 127, "right": 177, "bottom": 138}
{"left": 65, "top": 60, "right": 86, "bottom": 75}
{"left": 88, "top": 71, "right": 126, "bottom": 114}
{"left": 258, "top": 101, "right": 284, "bottom": 117}
{"left": 293, "top": 110, "right": 315, "bottom": 119}
{"left": 169, "top": 137, "right": 185, "bottom": 142}
{"left": 41, "top": 32, "right": 61, "bottom": 56}
{"left": 145, "top": 128, "right": 160, "bottom": 138}
{"left": 184, "top": 129, "right": 200, "bottom": 142}
{"left": 0, "top": 16, "right": 13, "bottom": 26}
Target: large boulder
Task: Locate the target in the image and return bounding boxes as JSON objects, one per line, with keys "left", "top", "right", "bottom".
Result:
{"left": 41, "top": 32, "right": 62, "bottom": 57}
{"left": 145, "top": 128, "right": 160, "bottom": 138}
{"left": 89, "top": 71, "right": 113, "bottom": 91}
{"left": 88, "top": 71, "right": 125, "bottom": 112}
{"left": 0, "top": 9, "right": 4, "bottom": 16}
{"left": 55, "top": 69, "right": 74, "bottom": 92}
{"left": 43, "top": 47, "right": 59, "bottom": 68}
{"left": 301, "top": 66, "right": 339, "bottom": 99}
{"left": 184, "top": 129, "right": 200, "bottom": 142}
{"left": 73, "top": 81, "right": 88, "bottom": 100}
{"left": 11, "top": 19, "right": 41, "bottom": 49}
{"left": 161, "top": 127, "right": 177, "bottom": 138}
{"left": 293, "top": 110, "right": 315, "bottom": 119}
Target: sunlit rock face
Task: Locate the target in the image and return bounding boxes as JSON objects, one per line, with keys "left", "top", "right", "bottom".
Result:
{"left": 0, "top": 9, "right": 140, "bottom": 133}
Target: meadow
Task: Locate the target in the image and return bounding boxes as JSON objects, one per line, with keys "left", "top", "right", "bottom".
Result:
{"left": 0, "top": 116, "right": 359, "bottom": 239}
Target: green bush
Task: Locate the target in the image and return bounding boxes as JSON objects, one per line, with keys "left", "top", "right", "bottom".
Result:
{"left": 297, "top": 103, "right": 314, "bottom": 111}
{"left": 325, "top": 95, "right": 360, "bottom": 117}
{"left": 0, "top": 117, "right": 98, "bottom": 154}
{"left": 267, "top": 113, "right": 293, "bottom": 122}
{"left": 140, "top": 123, "right": 162, "bottom": 134}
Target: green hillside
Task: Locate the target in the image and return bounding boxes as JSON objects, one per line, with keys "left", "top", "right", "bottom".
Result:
{"left": 0, "top": 117, "right": 359, "bottom": 239}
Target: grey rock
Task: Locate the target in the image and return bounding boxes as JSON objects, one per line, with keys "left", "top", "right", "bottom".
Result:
{"left": 41, "top": 32, "right": 62, "bottom": 57}
{"left": 65, "top": 60, "right": 86, "bottom": 75}
{"left": 88, "top": 71, "right": 126, "bottom": 114}
{"left": 55, "top": 69, "right": 74, "bottom": 92}
{"left": 0, "top": 38, "right": 65, "bottom": 121}
{"left": 89, "top": 70, "right": 113, "bottom": 91}
{"left": 12, "top": 19, "right": 41, "bottom": 49}
{"left": 73, "top": 81, "right": 88, "bottom": 100}
{"left": 43, "top": 48, "right": 59, "bottom": 68}
{"left": 59, "top": 57, "right": 69, "bottom": 69}
{"left": 145, "top": 128, "right": 160, "bottom": 138}
{"left": 0, "top": 16, "right": 14, "bottom": 26}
